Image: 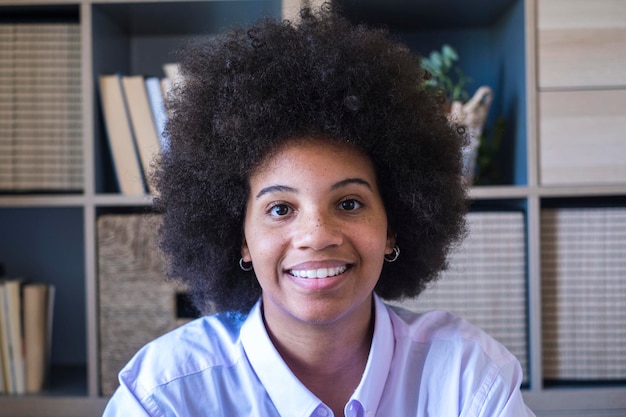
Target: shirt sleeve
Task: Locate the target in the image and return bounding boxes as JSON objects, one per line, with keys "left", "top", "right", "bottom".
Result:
{"left": 478, "top": 360, "right": 536, "bottom": 417}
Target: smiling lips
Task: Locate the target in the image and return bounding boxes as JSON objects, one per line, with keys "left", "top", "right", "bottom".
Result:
{"left": 289, "top": 265, "right": 349, "bottom": 279}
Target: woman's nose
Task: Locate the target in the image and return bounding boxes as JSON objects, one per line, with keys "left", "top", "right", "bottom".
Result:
{"left": 292, "top": 210, "right": 343, "bottom": 251}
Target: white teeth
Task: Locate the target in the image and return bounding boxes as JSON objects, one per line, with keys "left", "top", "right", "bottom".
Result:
{"left": 290, "top": 265, "right": 348, "bottom": 279}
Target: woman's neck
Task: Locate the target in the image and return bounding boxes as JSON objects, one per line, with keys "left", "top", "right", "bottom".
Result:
{"left": 262, "top": 299, "right": 375, "bottom": 416}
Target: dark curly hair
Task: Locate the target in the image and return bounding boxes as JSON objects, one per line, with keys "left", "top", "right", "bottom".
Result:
{"left": 153, "top": 6, "right": 468, "bottom": 315}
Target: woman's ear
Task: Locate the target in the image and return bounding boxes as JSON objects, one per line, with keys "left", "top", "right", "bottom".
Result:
{"left": 241, "top": 239, "right": 252, "bottom": 262}
{"left": 385, "top": 229, "right": 396, "bottom": 255}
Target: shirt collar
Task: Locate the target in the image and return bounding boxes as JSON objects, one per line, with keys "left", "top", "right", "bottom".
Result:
{"left": 348, "top": 293, "right": 394, "bottom": 416}
{"left": 240, "top": 294, "right": 395, "bottom": 417}
{"left": 241, "top": 300, "right": 322, "bottom": 417}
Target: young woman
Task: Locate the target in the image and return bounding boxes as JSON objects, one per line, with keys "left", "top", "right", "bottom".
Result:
{"left": 103, "top": 6, "right": 535, "bottom": 417}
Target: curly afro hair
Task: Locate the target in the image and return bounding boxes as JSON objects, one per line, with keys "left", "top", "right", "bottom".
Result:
{"left": 153, "top": 6, "right": 468, "bottom": 315}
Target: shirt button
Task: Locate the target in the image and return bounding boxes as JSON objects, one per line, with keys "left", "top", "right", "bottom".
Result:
{"left": 317, "top": 407, "right": 329, "bottom": 417}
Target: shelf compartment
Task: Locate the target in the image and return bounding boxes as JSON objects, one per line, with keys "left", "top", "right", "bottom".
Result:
{"left": 0, "top": 6, "right": 83, "bottom": 194}
{"left": 394, "top": 209, "right": 530, "bottom": 384}
{"left": 96, "top": 213, "right": 191, "bottom": 396}
{"left": 90, "top": 0, "right": 282, "bottom": 194}
{"left": 541, "top": 203, "right": 626, "bottom": 384}
{"left": 0, "top": 207, "right": 88, "bottom": 394}
{"left": 338, "top": 0, "right": 528, "bottom": 187}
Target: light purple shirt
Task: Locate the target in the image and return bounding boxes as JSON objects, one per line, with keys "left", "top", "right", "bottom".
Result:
{"left": 103, "top": 294, "right": 535, "bottom": 416}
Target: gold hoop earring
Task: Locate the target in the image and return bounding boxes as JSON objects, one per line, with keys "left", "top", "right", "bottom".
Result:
{"left": 239, "top": 258, "right": 253, "bottom": 271}
{"left": 384, "top": 246, "right": 400, "bottom": 263}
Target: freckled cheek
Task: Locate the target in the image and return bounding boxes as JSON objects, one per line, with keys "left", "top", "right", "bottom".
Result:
{"left": 248, "top": 230, "right": 286, "bottom": 262}
{"left": 351, "top": 225, "right": 389, "bottom": 254}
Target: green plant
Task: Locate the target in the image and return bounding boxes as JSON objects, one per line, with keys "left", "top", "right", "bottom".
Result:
{"left": 475, "top": 116, "right": 506, "bottom": 185}
{"left": 420, "top": 44, "right": 471, "bottom": 103}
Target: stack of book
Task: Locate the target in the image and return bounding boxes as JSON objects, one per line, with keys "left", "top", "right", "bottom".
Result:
{"left": 98, "top": 64, "right": 178, "bottom": 195}
{"left": 0, "top": 272, "right": 55, "bottom": 394}
{"left": 0, "top": 22, "right": 82, "bottom": 192}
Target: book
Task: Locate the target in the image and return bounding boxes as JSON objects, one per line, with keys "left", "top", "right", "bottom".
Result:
{"left": 23, "top": 282, "right": 55, "bottom": 393}
{"left": 98, "top": 74, "right": 146, "bottom": 195}
{"left": 0, "top": 265, "right": 6, "bottom": 393}
{"left": 160, "top": 62, "right": 181, "bottom": 122}
{"left": 1, "top": 279, "right": 25, "bottom": 394}
{"left": 162, "top": 62, "right": 180, "bottom": 82}
{"left": 144, "top": 77, "right": 169, "bottom": 152}
{"left": 121, "top": 75, "right": 162, "bottom": 193}
{"left": 0, "top": 281, "right": 8, "bottom": 394}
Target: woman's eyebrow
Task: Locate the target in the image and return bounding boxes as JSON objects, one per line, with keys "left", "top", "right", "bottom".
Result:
{"left": 256, "top": 185, "right": 297, "bottom": 199}
{"left": 331, "top": 178, "right": 372, "bottom": 191}
{"left": 256, "top": 178, "right": 371, "bottom": 199}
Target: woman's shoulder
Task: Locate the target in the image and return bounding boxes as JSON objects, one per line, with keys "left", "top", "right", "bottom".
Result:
{"left": 165, "top": 311, "right": 246, "bottom": 349}
{"left": 380, "top": 303, "right": 532, "bottom": 416}
{"left": 385, "top": 303, "right": 516, "bottom": 364}
{"left": 117, "top": 311, "right": 249, "bottom": 396}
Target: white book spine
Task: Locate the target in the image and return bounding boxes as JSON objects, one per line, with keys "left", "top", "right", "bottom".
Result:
{"left": 98, "top": 74, "right": 146, "bottom": 195}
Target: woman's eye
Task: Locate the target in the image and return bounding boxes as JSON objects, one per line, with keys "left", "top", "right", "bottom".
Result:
{"left": 269, "top": 204, "right": 291, "bottom": 217}
{"left": 339, "top": 199, "right": 362, "bottom": 211}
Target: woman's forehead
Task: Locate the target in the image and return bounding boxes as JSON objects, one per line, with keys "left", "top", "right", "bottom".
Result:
{"left": 251, "top": 136, "right": 373, "bottom": 176}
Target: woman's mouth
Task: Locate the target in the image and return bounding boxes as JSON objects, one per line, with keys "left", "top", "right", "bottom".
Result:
{"left": 288, "top": 265, "right": 349, "bottom": 279}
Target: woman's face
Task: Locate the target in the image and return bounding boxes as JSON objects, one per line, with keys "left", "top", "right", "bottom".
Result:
{"left": 241, "top": 138, "right": 395, "bottom": 328}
